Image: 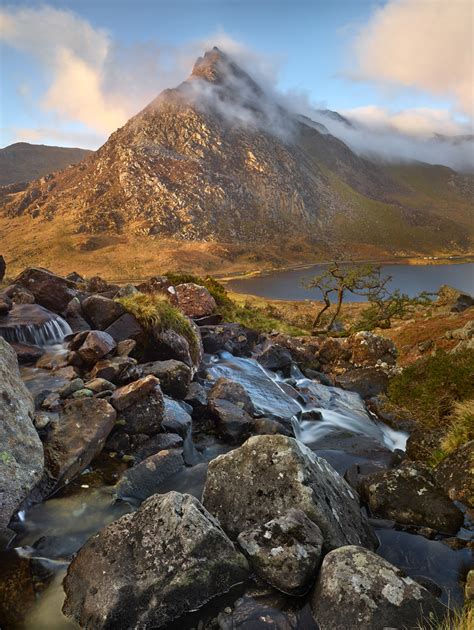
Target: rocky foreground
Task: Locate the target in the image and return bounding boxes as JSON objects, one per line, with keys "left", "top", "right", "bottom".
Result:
{"left": 0, "top": 266, "right": 472, "bottom": 629}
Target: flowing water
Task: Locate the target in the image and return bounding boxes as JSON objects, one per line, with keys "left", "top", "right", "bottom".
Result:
{"left": 0, "top": 304, "right": 72, "bottom": 346}
{"left": 1, "top": 345, "right": 471, "bottom": 627}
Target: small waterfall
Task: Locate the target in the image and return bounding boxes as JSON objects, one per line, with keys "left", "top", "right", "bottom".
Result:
{"left": 0, "top": 304, "right": 72, "bottom": 347}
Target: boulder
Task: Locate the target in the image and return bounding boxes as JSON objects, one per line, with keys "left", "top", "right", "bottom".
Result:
{"left": 36, "top": 398, "right": 116, "bottom": 499}
{"left": 62, "top": 492, "right": 249, "bottom": 629}
{"left": 202, "top": 435, "right": 376, "bottom": 550}
{"left": 104, "top": 313, "right": 144, "bottom": 343}
{"left": 175, "top": 282, "right": 216, "bottom": 318}
{"left": 311, "top": 546, "right": 446, "bottom": 630}
{"left": 162, "top": 397, "right": 192, "bottom": 438}
{"left": 14, "top": 267, "right": 77, "bottom": 313}
{"left": 0, "top": 295, "right": 12, "bottom": 315}
{"left": 89, "top": 356, "right": 140, "bottom": 385}
{"left": 81, "top": 295, "right": 125, "bottom": 330}
{"left": 335, "top": 367, "right": 389, "bottom": 399}
{"left": 3, "top": 284, "right": 35, "bottom": 305}
{"left": 115, "top": 449, "right": 185, "bottom": 501}
{"left": 208, "top": 398, "right": 253, "bottom": 444}
{"left": 77, "top": 330, "right": 116, "bottom": 364}
{"left": 434, "top": 441, "right": 474, "bottom": 508}
{"left": 112, "top": 376, "right": 164, "bottom": 435}
{"left": 134, "top": 433, "right": 183, "bottom": 464}
{"left": 254, "top": 342, "right": 293, "bottom": 375}
{"left": 150, "top": 327, "right": 202, "bottom": 369}
{"left": 0, "top": 338, "right": 43, "bottom": 528}
{"left": 200, "top": 323, "right": 259, "bottom": 356}
{"left": 360, "top": 462, "right": 464, "bottom": 534}
{"left": 208, "top": 377, "right": 255, "bottom": 414}
{"left": 141, "top": 359, "right": 191, "bottom": 399}
{"left": 84, "top": 377, "right": 116, "bottom": 394}
{"left": 116, "top": 339, "right": 136, "bottom": 357}
{"left": 58, "top": 378, "right": 85, "bottom": 399}
{"left": 64, "top": 298, "right": 90, "bottom": 334}
{"left": 10, "top": 342, "right": 44, "bottom": 364}
{"left": 237, "top": 508, "right": 323, "bottom": 595}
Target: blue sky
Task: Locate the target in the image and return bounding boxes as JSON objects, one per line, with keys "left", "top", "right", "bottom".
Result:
{"left": 1, "top": 0, "right": 472, "bottom": 149}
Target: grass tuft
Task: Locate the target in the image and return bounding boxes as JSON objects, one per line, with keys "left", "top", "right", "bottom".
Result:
{"left": 116, "top": 292, "right": 200, "bottom": 363}
{"left": 416, "top": 603, "right": 473, "bottom": 630}
{"left": 441, "top": 399, "right": 474, "bottom": 455}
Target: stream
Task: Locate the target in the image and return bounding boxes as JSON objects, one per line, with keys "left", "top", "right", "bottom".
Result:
{"left": 1, "top": 327, "right": 472, "bottom": 628}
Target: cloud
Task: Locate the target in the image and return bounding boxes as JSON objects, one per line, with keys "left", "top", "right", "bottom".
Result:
{"left": 10, "top": 127, "right": 104, "bottom": 149}
{"left": 349, "top": 0, "right": 473, "bottom": 118}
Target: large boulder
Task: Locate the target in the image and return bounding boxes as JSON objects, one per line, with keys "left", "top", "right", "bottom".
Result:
{"left": 81, "top": 295, "right": 125, "bottom": 330}
{"left": 208, "top": 398, "right": 254, "bottom": 444}
{"left": 63, "top": 492, "right": 249, "bottom": 629}
{"left": 175, "top": 282, "right": 217, "bottom": 318}
{"left": 311, "top": 546, "right": 446, "bottom": 630}
{"left": 0, "top": 338, "right": 43, "bottom": 527}
{"left": 202, "top": 435, "right": 376, "bottom": 550}
{"left": 237, "top": 508, "right": 323, "bottom": 595}
{"left": 360, "top": 462, "right": 463, "bottom": 534}
{"left": 37, "top": 398, "right": 116, "bottom": 498}
{"left": 14, "top": 267, "right": 77, "bottom": 313}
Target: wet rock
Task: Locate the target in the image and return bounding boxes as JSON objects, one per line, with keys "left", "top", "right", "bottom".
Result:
{"left": 64, "top": 297, "right": 90, "bottom": 334}
{"left": 84, "top": 377, "right": 116, "bottom": 394}
{"left": 3, "top": 284, "right": 35, "bottom": 305}
{"left": 0, "top": 338, "right": 43, "bottom": 528}
{"left": 37, "top": 398, "right": 116, "bottom": 498}
{"left": 255, "top": 342, "right": 293, "bottom": 375}
{"left": 68, "top": 330, "right": 89, "bottom": 351}
{"left": 10, "top": 342, "right": 44, "bottom": 364}
{"left": 134, "top": 433, "right": 184, "bottom": 463}
{"left": 176, "top": 282, "right": 217, "bottom": 318}
{"left": 310, "top": 545, "right": 446, "bottom": 630}
{"left": 367, "top": 397, "right": 417, "bottom": 434}
{"left": 209, "top": 377, "right": 255, "bottom": 415}
{"left": 252, "top": 417, "right": 295, "bottom": 437}
{"left": 202, "top": 435, "right": 376, "bottom": 550}
{"left": 162, "top": 396, "right": 192, "bottom": 437}
{"left": 77, "top": 330, "right": 116, "bottom": 364}
{"left": 142, "top": 359, "right": 191, "bottom": 399}
{"left": 360, "top": 462, "right": 464, "bottom": 534}
{"left": 0, "top": 294, "right": 12, "bottom": 314}
{"left": 89, "top": 356, "right": 140, "bottom": 385}
{"left": 71, "top": 388, "right": 94, "bottom": 399}
{"left": 335, "top": 367, "right": 389, "bottom": 399}
{"left": 81, "top": 294, "right": 125, "bottom": 330}
{"left": 237, "top": 508, "right": 323, "bottom": 595}
{"left": 63, "top": 492, "right": 249, "bottom": 629}
{"left": 104, "top": 312, "right": 144, "bottom": 343}
{"left": 184, "top": 381, "right": 208, "bottom": 409}
{"left": 434, "top": 441, "right": 474, "bottom": 507}
{"left": 200, "top": 323, "right": 260, "bottom": 356}
{"left": 0, "top": 303, "right": 71, "bottom": 347}
{"left": 115, "top": 449, "right": 185, "bottom": 501}
{"left": 58, "top": 378, "right": 85, "bottom": 399}
{"left": 208, "top": 398, "right": 254, "bottom": 444}
{"left": 112, "top": 376, "right": 164, "bottom": 435}
{"left": 14, "top": 267, "right": 77, "bottom": 313}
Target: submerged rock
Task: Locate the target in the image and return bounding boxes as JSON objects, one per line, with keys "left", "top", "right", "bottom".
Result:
{"left": 237, "top": 508, "right": 323, "bottom": 595}
{"left": 62, "top": 492, "right": 249, "bottom": 629}
{"left": 310, "top": 545, "right": 446, "bottom": 630}
{"left": 0, "top": 338, "right": 43, "bottom": 527}
{"left": 360, "top": 462, "right": 464, "bottom": 534}
{"left": 202, "top": 435, "right": 376, "bottom": 551}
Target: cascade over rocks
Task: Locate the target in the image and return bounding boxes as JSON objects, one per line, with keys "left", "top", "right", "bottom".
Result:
{"left": 14, "top": 267, "right": 77, "bottom": 313}
{"left": 202, "top": 435, "right": 376, "bottom": 550}
{"left": 310, "top": 546, "right": 446, "bottom": 630}
{"left": 62, "top": 492, "right": 249, "bottom": 629}
{"left": 0, "top": 338, "right": 43, "bottom": 527}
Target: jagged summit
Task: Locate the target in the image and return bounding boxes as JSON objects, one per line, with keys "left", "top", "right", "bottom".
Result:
{"left": 1, "top": 48, "right": 472, "bottom": 260}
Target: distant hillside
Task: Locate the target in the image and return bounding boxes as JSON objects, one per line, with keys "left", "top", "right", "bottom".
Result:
{"left": 0, "top": 142, "right": 93, "bottom": 186}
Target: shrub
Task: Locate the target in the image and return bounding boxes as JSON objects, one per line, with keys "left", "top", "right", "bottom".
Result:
{"left": 116, "top": 292, "right": 200, "bottom": 363}
{"left": 387, "top": 349, "right": 474, "bottom": 427}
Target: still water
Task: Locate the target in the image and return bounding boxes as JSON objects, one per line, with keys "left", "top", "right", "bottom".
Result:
{"left": 227, "top": 263, "right": 474, "bottom": 302}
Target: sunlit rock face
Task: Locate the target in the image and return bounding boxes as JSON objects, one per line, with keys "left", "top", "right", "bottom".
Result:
{"left": 4, "top": 48, "right": 397, "bottom": 246}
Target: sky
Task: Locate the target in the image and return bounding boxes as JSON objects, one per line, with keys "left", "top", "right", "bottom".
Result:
{"left": 0, "top": 0, "right": 473, "bottom": 153}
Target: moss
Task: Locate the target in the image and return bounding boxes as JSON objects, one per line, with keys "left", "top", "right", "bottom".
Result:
{"left": 388, "top": 349, "right": 474, "bottom": 428}
{"left": 116, "top": 292, "right": 200, "bottom": 363}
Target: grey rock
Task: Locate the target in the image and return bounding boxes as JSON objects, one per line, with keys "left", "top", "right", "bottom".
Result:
{"left": 115, "top": 449, "right": 185, "bottom": 501}
{"left": 0, "top": 338, "right": 43, "bottom": 527}
{"left": 77, "top": 330, "right": 116, "bottom": 364}
{"left": 81, "top": 294, "right": 125, "bottom": 330}
{"left": 208, "top": 398, "right": 253, "bottom": 444}
{"left": 141, "top": 359, "right": 191, "bottom": 399}
{"left": 209, "top": 377, "right": 255, "bottom": 414}
{"left": 237, "top": 508, "right": 323, "bottom": 595}
{"left": 62, "top": 492, "right": 249, "bottom": 629}
{"left": 202, "top": 435, "right": 376, "bottom": 550}
{"left": 311, "top": 545, "right": 446, "bottom": 630}
{"left": 58, "top": 378, "right": 85, "bottom": 399}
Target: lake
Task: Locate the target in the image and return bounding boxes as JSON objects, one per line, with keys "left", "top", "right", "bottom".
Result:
{"left": 226, "top": 262, "right": 474, "bottom": 302}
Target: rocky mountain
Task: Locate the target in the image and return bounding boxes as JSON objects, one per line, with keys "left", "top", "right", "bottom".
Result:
{"left": 0, "top": 142, "right": 92, "bottom": 186}
{"left": 1, "top": 48, "right": 472, "bottom": 276}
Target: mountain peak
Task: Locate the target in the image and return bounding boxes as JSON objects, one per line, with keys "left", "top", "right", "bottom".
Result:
{"left": 190, "top": 47, "right": 230, "bottom": 82}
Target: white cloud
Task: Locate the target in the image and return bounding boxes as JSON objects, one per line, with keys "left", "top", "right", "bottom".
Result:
{"left": 350, "top": 0, "right": 474, "bottom": 118}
